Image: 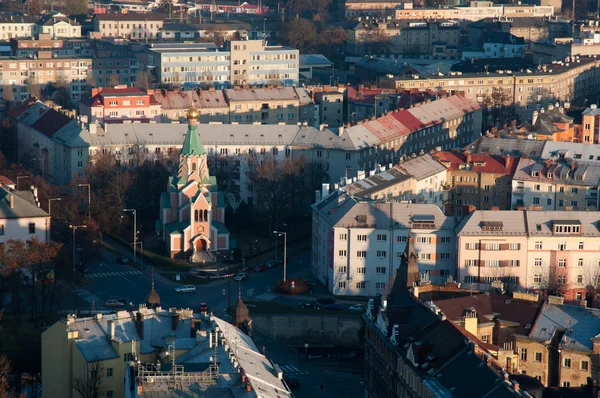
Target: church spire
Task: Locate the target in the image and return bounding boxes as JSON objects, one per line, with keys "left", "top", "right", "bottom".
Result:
{"left": 396, "top": 233, "right": 420, "bottom": 290}
{"left": 180, "top": 105, "right": 206, "bottom": 156}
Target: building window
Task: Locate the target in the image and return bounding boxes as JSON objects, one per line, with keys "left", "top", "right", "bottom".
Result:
{"left": 124, "top": 353, "right": 134, "bottom": 362}
{"left": 338, "top": 250, "right": 347, "bottom": 257}
{"left": 578, "top": 258, "right": 583, "bottom": 267}
{"left": 520, "top": 348, "right": 527, "bottom": 361}
{"left": 581, "top": 360, "right": 589, "bottom": 371}
{"left": 563, "top": 382, "right": 571, "bottom": 387}
{"left": 534, "top": 241, "right": 543, "bottom": 249}
{"left": 486, "top": 260, "right": 500, "bottom": 267}
{"left": 376, "top": 234, "right": 387, "bottom": 241}
{"left": 559, "top": 242, "right": 567, "bottom": 250}
{"left": 563, "top": 358, "right": 571, "bottom": 368}
{"left": 376, "top": 250, "right": 387, "bottom": 258}
{"left": 396, "top": 235, "right": 407, "bottom": 243}
{"left": 416, "top": 237, "right": 432, "bottom": 244}
{"left": 558, "top": 258, "right": 566, "bottom": 267}
{"left": 558, "top": 275, "right": 566, "bottom": 284}
{"left": 465, "top": 259, "right": 477, "bottom": 267}
{"left": 28, "top": 223, "right": 35, "bottom": 234}
{"left": 106, "top": 392, "right": 113, "bottom": 398}
{"left": 356, "top": 282, "right": 365, "bottom": 289}
{"left": 337, "top": 266, "right": 346, "bottom": 273}
{"left": 339, "top": 233, "right": 347, "bottom": 240}
{"left": 534, "top": 258, "right": 542, "bottom": 267}
{"left": 356, "top": 251, "right": 367, "bottom": 258}
{"left": 440, "top": 237, "right": 451, "bottom": 244}
{"left": 481, "top": 335, "right": 490, "bottom": 343}
{"left": 535, "top": 352, "right": 542, "bottom": 362}
{"left": 419, "top": 253, "right": 431, "bottom": 260}
{"left": 485, "top": 243, "right": 500, "bottom": 251}
{"left": 338, "top": 282, "right": 346, "bottom": 289}
{"left": 357, "top": 267, "right": 366, "bottom": 274}
{"left": 509, "top": 243, "right": 520, "bottom": 250}
{"left": 357, "top": 235, "right": 367, "bottom": 241}
{"left": 440, "top": 253, "right": 450, "bottom": 260}
{"left": 106, "top": 368, "right": 113, "bottom": 378}
{"left": 0, "top": 225, "right": 3, "bottom": 235}
{"left": 533, "top": 274, "right": 541, "bottom": 283}
{"left": 579, "top": 242, "right": 584, "bottom": 250}
{"left": 577, "top": 275, "right": 583, "bottom": 283}
{"left": 466, "top": 242, "right": 477, "bottom": 250}
{"left": 376, "top": 282, "right": 385, "bottom": 290}
{"left": 376, "top": 267, "right": 386, "bottom": 274}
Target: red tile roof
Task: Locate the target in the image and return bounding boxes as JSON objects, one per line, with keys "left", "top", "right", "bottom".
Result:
{"left": 7, "top": 99, "right": 36, "bottom": 119}
{"left": 31, "top": 110, "right": 72, "bottom": 137}
{"left": 0, "top": 176, "right": 15, "bottom": 186}
{"left": 432, "top": 151, "right": 519, "bottom": 175}
{"left": 390, "top": 109, "right": 426, "bottom": 131}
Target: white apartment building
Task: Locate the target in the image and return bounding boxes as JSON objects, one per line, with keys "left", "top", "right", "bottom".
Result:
{"left": 456, "top": 210, "right": 600, "bottom": 296}
{"left": 36, "top": 13, "right": 82, "bottom": 38}
{"left": 0, "top": 15, "right": 37, "bottom": 41}
{"left": 0, "top": 179, "right": 50, "bottom": 248}
{"left": 148, "top": 40, "right": 299, "bottom": 87}
{"left": 312, "top": 190, "right": 457, "bottom": 296}
{"left": 396, "top": 153, "right": 448, "bottom": 206}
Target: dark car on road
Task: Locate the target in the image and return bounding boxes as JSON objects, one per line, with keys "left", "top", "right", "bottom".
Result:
{"left": 298, "top": 302, "right": 320, "bottom": 309}
{"left": 323, "top": 303, "right": 344, "bottom": 311}
{"left": 266, "top": 259, "right": 282, "bottom": 268}
{"left": 283, "top": 376, "right": 300, "bottom": 388}
{"left": 254, "top": 264, "right": 267, "bottom": 272}
{"left": 316, "top": 297, "right": 336, "bottom": 305}
{"left": 116, "top": 256, "right": 130, "bottom": 264}
{"left": 105, "top": 299, "right": 125, "bottom": 308}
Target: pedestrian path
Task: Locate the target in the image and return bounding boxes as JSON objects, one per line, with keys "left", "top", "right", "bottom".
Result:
{"left": 256, "top": 292, "right": 277, "bottom": 301}
{"left": 279, "top": 364, "right": 308, "bottom": 375}
{"left": 87, "top": 270, "right": 143, "bottom": 278}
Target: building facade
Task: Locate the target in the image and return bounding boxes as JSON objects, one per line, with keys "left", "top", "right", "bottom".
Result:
{"left": 79, "top": 86, "right": 162, "bottom": 124}
{"left": 92, "top": 13, "right": 166, "bottom": 40}
{"left": 312, "top": 192, "right": 457, "bottom": 295}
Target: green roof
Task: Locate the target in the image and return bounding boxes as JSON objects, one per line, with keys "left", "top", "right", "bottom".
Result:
{"left": 180, "top": 124, "right": 206, "bottom": 156}
{"left": 217, "top": 191, "right": 225, "bottom": 207}
{"left": 211, "top": 220, "right": 229, "bottom": 234}
{"left": 202, "top": 175, "right": 217, "bottom": 185}
{"left": 161, "top": 192, "right": 171, "bottom": 208}
{"left": 165, "top": 221, "right": 189, "bottom": 235}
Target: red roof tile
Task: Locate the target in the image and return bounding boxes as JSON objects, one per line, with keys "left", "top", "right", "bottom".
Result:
{"left": 31, "top": 110, "right": 72, "bottom": 137}
{"left": 0, "top": 176, "right": 15, "bottom": 186}
{"left": 432, "top": 151, "right": 518, "bottom": 175}
{"left": 390, "top": 109, "right": 426, "bottom": 132}
{"left": 7, "top": 99, "right": 36, "bottom": 119}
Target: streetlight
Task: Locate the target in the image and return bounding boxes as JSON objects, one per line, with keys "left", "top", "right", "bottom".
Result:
{"left": 78, "top": 183, "right": 91, "bottom": 219}
{"left": 16, "top": 175, "right": 28, "bottom": 190}
{"left": 70, "top": 225, "right": 87, "bottom": 273}
{"left": 273, "top": 230, "right": 287, "bottom": 282}
{"left": 274, "top": 223, "right": 287, "bottom": 262}
{"left": 123, "top": 209, "right": 138, "bottom": 264}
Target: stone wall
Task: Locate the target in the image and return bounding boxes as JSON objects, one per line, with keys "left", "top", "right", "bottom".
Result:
{"left": 251, "top": 314, "right": 363, "bottom": 347}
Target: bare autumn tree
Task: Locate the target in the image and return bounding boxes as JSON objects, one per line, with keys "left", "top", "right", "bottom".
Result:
{"left": 361, "top": 29, "right": 392, "bottom": 55}
{"left": 135, "top": 70, "right": 150, "bottom": 91}
{"left": 73, "top": 360, "right": 105, "bottom": 398}
{"left": 207, "top": 152, "right": 241, "bottom": 207}
{"left": 317, "top": 26, "right": 347, "bottom": 57}
{"left": 28, "top": 0, "right": 43, "bottom": 15}
{"left": 481, "top": 87, "right": 517, "bottom": 129}
{"left": 282, "top": 18, "right": 317, "bottom": 53}
{"left": 107, "top": 73, "right": 120, "bottom": 87}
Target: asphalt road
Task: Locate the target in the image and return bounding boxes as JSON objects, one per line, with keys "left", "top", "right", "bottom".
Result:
{"left": 76, "top": 242, "right": 313, "bottom": 314}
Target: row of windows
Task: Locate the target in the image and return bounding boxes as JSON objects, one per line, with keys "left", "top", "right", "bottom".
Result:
{"left": 337, "top": 281, "right": 386, "bottom": 290}
{"left": 343, "top": 233, "right": 451, "bottom": 243}
{"left": 0, "top": 224, "right": 35, "bottom": 235}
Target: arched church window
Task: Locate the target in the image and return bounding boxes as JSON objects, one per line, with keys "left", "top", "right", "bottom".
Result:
{"left": 194, "top": 210, "right": 199, "bottom": 222}
{"left": 192, "top": 162, "right": 197, "bottom": 171}
{"left": 204, "top": 210, "right": 208, "bottom": 221}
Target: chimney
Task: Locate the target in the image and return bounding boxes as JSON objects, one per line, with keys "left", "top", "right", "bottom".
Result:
{"left": 108, "top": 320, "right": 115, "bottom": 339}
{"left": 246, "top": 383, "right": 252, "bottom": 392}
{"left": 504, "top": 155, "right": 511, "bottom": 169}
{"left": 338, "top": 126, "right": 344, "bottom": 136}
{"left": 321, "top": 183, "right": 329, "bottom": 198}
{"left": 532, "top": 110, "right": 539, "bottom": 125}
{"left": 463, "top": 311, "right": 478, "bottom": 336}
{"left": 135, "top": 312, "right": 144, "bottom": 340}
{"left": 31, "top": 186, "right": 39, "bottom": 206}
{"left": 9, "top": 195, "right": 14, "bottom": 209}
{"left": 171, "top": 313, "right": 179, "bottom": 331}
{"left": 464, "top": 150, "right": 472, "bottom": 164}
{"left": 91, "top": 88, "right": 100, "bottom": 97}
{"left": 89, "top": 122, "right": 97, "bottom": 134}
{"left": 315, "top": 190, "right": 321, "bottom": 203}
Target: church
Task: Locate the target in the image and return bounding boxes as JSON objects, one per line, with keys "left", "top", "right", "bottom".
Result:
{"left": 157, "top": 106, "right": 230, "bottom": 260}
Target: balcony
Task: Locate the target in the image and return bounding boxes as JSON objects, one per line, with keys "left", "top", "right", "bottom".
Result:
{"left": 514, "top": 187, "right": 524, "bottom": 194}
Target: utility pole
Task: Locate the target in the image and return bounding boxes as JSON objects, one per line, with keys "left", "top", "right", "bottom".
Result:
{"left": 124, "top": 209, "right": 137, "bottom": 264}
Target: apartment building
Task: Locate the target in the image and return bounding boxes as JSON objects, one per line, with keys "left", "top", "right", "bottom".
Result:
{"left": 10, "top": 36, "right": 92, "bottom": 57}
{"left": 313, "top": 192, "right": 457, "bottom": 295}
{"left": 92, "top": 12, "right": 166, "bottom": 40}
{"left": 0, "top": 178, "right": 50, "bottom": 247}
{"left": 346, "top": 19, "right": 460, "bottom": 57}
{"left": 15, "top": 96, "right": 480, "bottom": 198}
{"left": 42, "top": 309, "right": 292, "bottom": 398}
{"left": 581, "top": 104, "right": 600, "bottom": 144}
{"left": 344, "top": 0, "right": 405, "bottom": 18}
{"left": 152, "top": 88, "right": 229, "bottom": 123}
{"left": 346, "top": 85, "right": 400, "bottom": 121}
{"left": 313, "top": 90, "right": 344, "bottom": 127}
{"left": 0, "top": 15, "right": 37, "bottom": 41}
{"left": 514, "top": 298, "right": 600, "bottom": 388}
{"left": 36, "top": 13, "right": 81, "bottom": 38}
{"left": 379, "top": 56, "right": 600, "bottom": 122}
{"left": 511, "top": 158, "right": 600, "bottom": 211}
{"left": 456, "top": 210, "right": 600, "bottom": 296}
{"left": 0, "top": 53, "right": 91, "bottom": 102}
{"left": 148, "top": 40, "right": 299, "bottom": 87}
{"left": 394, "top": 3, "right": 554, "bottom": 21}
{"left": 223, "top": 86, "right": 303, "bottom": 124}
{"left": 432, "top": 151, "right": 517, "bottom": 216}
{"left": 79, "top": 86, "right": 162, "bottom": 124}
{"left": 363, "top": 272, "right": 530, "bottom": 397}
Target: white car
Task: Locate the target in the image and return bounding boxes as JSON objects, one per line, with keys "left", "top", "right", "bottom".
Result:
{"left": 234, "top": 272, "right": 248, "bottom": 282}
{"left": 175, "top": 285, "right": 196, "bottom": 293}
{"left": 349, "top": 304, "right": 366, "bottom": 313}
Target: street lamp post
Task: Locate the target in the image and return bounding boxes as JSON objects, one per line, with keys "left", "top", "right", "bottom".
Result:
{"left": 274, "top": 223, "right": 287, "bottom": 262}
{"left": 273, "top": 230, "right": 287, "bottom": 282}
{"left": 124, "top": 209, "right": 137, "bottom": 264}
{"left": 71, "top": 225, "right": 87, "bottom": 273}
{"left": 48, "top": 198, "right": 61, "bottom": 216}
{"left": 78, "top": 184, "right": 91, "bottom": 219}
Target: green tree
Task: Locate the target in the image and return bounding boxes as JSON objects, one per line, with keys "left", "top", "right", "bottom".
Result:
{"left": 65, "top": 0, "right": 88, "bottom": 16}
{"left": 134, "top": 71, "right": 149, "bottom": 91}
{"left": 281, "top": 18, "right": 317, "bottom": 53}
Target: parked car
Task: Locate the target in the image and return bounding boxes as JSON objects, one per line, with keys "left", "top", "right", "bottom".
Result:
{"left": 283, "top": 376, "right": 300, "bottom": 388}
{"left": 105, "top": 299, "right": 125, "bottom": 308}
{"left": 175, "top": 285, "right": 196, "bottom": 293}
{"left": 298, "top": 302, "right": 320, "bottom": 309}
{"left": 266, "top": 259, "right": 282, "bottom": 268}
{"left": 254, "top": 264, "right": 267, "bottom": 272}
{"left": 323, "top": 303, "right": 344, "bottom": 311}
{"left": 349, "top": 304, "right": 366, "bottom": 313}
{"left": 316, "top": 297, "right": 336, "bottom": 305}
{"left": 234, "top": 272, "right": 248, "bottom": 281}
{"left": 116, "top": 256, "right": 130, "bottom": 265}
{"left": 198, "top": 302, "right": 209, "bottom": 312}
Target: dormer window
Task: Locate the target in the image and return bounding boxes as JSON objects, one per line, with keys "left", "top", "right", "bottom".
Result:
{"left": 553, "top": 220, "right": 582, "bottom": 235}
{"left": 547, "top": 172, "right": 554, "bottom": 178}
{"left": 531, "top": 171, "right": 539, "bottom": 177}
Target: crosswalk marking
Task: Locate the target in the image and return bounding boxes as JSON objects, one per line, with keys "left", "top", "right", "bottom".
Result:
{"left": 87, "top": 270, "right": 143, "bottom": 278}
{"left": 280, "top": 365, "right": 299, "bottom": 374}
